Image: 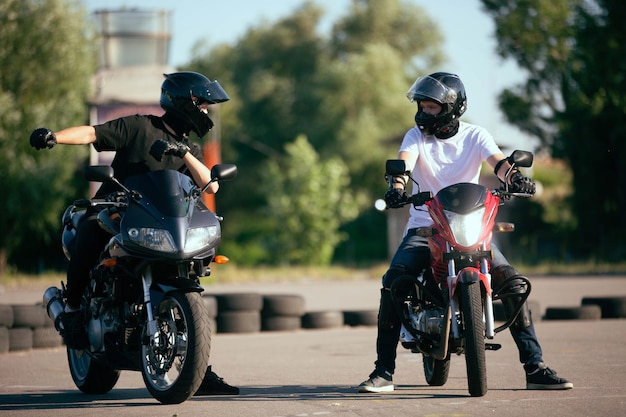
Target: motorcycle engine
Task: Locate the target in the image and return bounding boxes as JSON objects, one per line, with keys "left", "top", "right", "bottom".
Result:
{"left": 87, "top": 298, "right": 122, "bottom": 352}
{"left": 416, "top": 306, "right": 447, "bottom": 336}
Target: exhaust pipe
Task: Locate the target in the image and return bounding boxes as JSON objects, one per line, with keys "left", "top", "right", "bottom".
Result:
{"left": 43, "top": 286, "right": 65, "bottom": 330}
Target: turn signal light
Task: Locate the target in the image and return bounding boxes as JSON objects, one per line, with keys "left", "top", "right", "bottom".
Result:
{"left": 214, "top": 255, "right": 230, "bottom": 264}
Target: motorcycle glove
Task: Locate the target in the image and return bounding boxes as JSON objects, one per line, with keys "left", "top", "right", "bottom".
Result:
{"left": 149, "top": 139, "right": 190, "bottom": 162}
{"left": 384, "top": 188, "right": 408, "bottom": 208}
{"left": 29, "top": 128, "right": 57, "bottom": 150}
{"left": 509, "top": 171, "right": 536, "bottom": 194}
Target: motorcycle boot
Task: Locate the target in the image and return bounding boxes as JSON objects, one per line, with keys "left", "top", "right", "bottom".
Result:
{"left": 59, "top": 310, "right": 89, "bottom": 350}
{"left": 390, "top": 274, "right": 420, "bottom": 351}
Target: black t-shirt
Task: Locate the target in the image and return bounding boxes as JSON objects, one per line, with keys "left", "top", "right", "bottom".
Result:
{"left": 92, "top": 114, "right": 203, "bottom": 197}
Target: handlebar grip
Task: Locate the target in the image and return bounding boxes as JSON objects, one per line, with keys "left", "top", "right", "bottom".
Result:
{"left": 410, "top": 191, "right": 434, "bottom": 206}
{"left": 73, "top": 199, "right": 92, "bottom": 208}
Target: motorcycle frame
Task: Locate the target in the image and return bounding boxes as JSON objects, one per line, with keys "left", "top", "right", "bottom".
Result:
{"left": 426, "top": 185, "right": 501, "bottom": 347}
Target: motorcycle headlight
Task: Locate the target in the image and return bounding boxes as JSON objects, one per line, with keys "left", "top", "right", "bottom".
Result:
{"left": 444, "top": 207, "right": 485, "bottom": 248}
{"left": 184, "top": 226, "right": 220, "bottom": 253}
{"left": 127, "top": 228, "right": 177, "bottom": 253}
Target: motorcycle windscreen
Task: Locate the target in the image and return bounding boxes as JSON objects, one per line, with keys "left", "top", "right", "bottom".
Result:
{"left": 123, "top": 170, "right": 196, "bottom": 217}
{"left": 436, "top": 183, "right": 488, "bottom": 214}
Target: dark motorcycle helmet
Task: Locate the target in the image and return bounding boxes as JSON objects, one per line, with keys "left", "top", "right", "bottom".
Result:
{"left": 406, "top": 72, "right": 467, "bottom": 139}
{"left": 160, "top": 71, "right": 230, "bottom": 137}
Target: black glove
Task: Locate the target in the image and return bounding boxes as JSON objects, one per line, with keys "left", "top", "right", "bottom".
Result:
{"left": 384, "top": 188, "right": 408, "bottom": 208}
{"left": 30, "top": 128, "right": 57, "bottom": 150}
{"left": 149, "top": 139, "right": 190, "bottom": 162}
{"left": 509, "top": 171, "right": 536, "bottom": 194}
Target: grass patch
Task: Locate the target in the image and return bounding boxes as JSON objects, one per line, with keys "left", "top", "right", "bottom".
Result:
{"left": 516, "top": 260, "right": 626, "bottom": 276}
{"left": 2, "top": 261, "right": 625, "bottom": 290}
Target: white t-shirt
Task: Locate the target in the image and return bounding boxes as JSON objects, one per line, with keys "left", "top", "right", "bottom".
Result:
{"left": 399, "top": 121, "right": 501, "bottom": 229}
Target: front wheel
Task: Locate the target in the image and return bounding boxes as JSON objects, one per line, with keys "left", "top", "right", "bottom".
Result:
{"left": 141, "top": 291, "right": 211, "bottom": 404}
{"left": 460, "top": 282, "right": 487, "bottom": 397}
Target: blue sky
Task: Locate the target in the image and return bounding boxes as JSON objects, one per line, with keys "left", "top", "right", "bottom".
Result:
{"left": 83, "top": 0, "right": 533, "bottom": 150}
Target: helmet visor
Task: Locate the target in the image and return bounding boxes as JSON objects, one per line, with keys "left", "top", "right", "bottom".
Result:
{"left": 190, "top": 80, "right": 230, "bottom": 105}
{"left": 406, "top": 76, "right": 457, "bottom": 105}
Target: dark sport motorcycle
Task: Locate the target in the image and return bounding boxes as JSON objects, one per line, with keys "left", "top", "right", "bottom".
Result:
{"left": 44, "top": 163, "right": 237, "bottom": 404}
{"left": 377, "top": 150, "right": 534, "bottom": 397}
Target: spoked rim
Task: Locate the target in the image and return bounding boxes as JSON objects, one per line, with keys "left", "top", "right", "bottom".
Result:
{"left": 141, "top": 296, "right": 189, "bottom": 391}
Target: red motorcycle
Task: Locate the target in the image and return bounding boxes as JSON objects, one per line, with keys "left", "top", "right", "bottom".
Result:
{"left": 377, "top": 150, "right": 534, "bottom": 397}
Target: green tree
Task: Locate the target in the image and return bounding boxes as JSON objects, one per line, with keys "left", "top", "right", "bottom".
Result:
{"left": 186, "top": 0, "right": 445, "bottom": 265}
{"left": 260, "top": 135, "right": 360, "bottom": 265}
{"left": 0, "top": 0, "right": 94, "bottom": 276}
{"left": 481, "top": 0, "right": 626, "bottom": 259}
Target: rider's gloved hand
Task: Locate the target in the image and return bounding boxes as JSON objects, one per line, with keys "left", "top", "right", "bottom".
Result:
{"left": 509, "top": 171, "right": 536, "bottom": 194}
{"left": 149, "top": 139, "right": 190, "bottom": 162}
{"left": 30, "top": 128, "right": 57, "bottom": 150}
{"left": 384, "top": 188, "right": 408, "bottom": 208}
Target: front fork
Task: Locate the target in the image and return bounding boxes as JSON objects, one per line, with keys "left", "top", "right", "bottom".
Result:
{"left": 447, "top": 242, "right": 495, "bottom": 340}
{"left": 141, "top": 266, "right": 159, "bottom": 344}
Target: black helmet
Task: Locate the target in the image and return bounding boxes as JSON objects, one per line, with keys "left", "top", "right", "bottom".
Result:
{"left": 406, "top": 72, "right": 467, "bottom": 139}
{"left": 160, "top": 71, "right": 230, "bottom": 137}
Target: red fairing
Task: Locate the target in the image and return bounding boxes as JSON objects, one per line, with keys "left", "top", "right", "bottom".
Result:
{"left": 426, "top": 184, "right": 500, "bottom": 252}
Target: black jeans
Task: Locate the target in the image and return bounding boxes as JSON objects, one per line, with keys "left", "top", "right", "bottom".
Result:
{"left": 65, "top": 213, "right": 111, "bottom": 308}
{"left": 374, "top": 230, "right": 544, "bottom": 374}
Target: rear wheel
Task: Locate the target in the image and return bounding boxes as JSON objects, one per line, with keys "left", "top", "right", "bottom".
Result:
{"left": 141, "top": 291, "right": 211, "bottom": 404}
{"left": 68, "top": 348, "right": 120, "bottom": 394}
{"left": 423, "top": 354, "right": 450, "bottom": 386}
{"left": 460, "top": 282, "right": 487, "bottom": 397}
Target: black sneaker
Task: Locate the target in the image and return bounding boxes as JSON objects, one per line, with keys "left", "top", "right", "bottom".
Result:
{"left": 59, "top": 311, "right": 89, "bottom": 350}
{"left": 357, "top": 368, "right": 394, "bottom": 393}
{"left": 525, "top": 362, "right": 573, "bottom": 390}
{"left": 195, "top": 366, "right": 239, "bottom": 395}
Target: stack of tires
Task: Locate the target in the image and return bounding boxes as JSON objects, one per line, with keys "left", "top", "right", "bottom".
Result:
{"left": 213, "top": 293, "right": 263, "bottom": 334}
{"left": 343, "top": 309, "right": 379, "bottom": 327}
{"left": 0, "top": 304, "right": 63, "bottom": 353}
{"left": 301, "top": 310, "right": 344, "bottom": 329}
{"left": 261, "top": 294, "right": 306, "bottom": 332}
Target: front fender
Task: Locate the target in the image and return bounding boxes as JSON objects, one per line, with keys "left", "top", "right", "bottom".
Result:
{"left": 149, "top": 278, "right": 204, "bottom": 311}
{"left": 448, "top": 267, "right": 492, "bottom": 299}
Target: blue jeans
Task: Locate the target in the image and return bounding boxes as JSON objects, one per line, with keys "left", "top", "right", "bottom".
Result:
{"left": 374, "top": 230, "right": 543, "bottom": 374}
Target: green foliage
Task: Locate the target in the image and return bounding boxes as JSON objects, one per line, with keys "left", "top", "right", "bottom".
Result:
{"left": 186, "top": 0, "right": 445, "bottom": 265}
{"left": 0, "top": 0, "right": 94, "bottom": 273}
{"left": 260, "top": 135, "right": 361, "bottom": 265}
{"left": 481, "top": 0, "right": 626, "bottom": 260}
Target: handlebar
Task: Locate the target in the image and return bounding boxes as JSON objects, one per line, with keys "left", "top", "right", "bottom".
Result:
{"left": 376, "top": 187, "right": 533, "bottom": 211}
{"left": 375, "top": 191, "right": 433, "bottom": 211}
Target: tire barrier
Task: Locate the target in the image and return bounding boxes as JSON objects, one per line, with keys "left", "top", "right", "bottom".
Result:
{"left": 581, "top": 296, "right": 626, "bottom": 319}
{"left": 543, "top": 305, "right": 602, "bottom": 320}
{"left": 261, "top": 294, "right": 305, "bottom": 332}
{"left": 343, "top": 309, "right": 379, "bottom": 327}
{"left": 213, "top": 293, "right": 263, "bottom": 334}
{"left": 3, "top": 291, "right": 623, "bottom": 355}
{"left": 543, "top": 295, "right": 626, "bottom": 321}
{"left": 301, "top": 311, "right": 344, "bottom": 329}
{"left": 0, "top": 303, "right": 63, "bottom": 354}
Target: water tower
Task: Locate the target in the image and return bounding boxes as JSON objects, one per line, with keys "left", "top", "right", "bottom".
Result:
{"left": 88, "top": 8, "right": 176, "bottom": 176}
{"left": 88, "top": 9, "right": 175, "bottom": 164}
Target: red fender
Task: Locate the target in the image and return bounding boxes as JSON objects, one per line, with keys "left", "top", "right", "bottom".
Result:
{"left": 447, "top": 267, "right": 493, "bottom": 299}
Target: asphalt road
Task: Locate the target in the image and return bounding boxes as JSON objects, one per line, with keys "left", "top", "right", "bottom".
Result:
{"left": 1, "top": 275, "right": 625, "bottom": 417}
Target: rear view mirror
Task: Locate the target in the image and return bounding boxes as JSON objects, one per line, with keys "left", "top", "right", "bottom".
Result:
{"left": 211, "top": 163, "right": 238, "bottom": 182}
{"left": 84, "top": 165, "right": 114, "bottom": 183}
{"left": 509, "top": 150, "right": 534, "bottom": 168}
{"left": 386, "top": 159, "right": 407, "bottom": 176}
